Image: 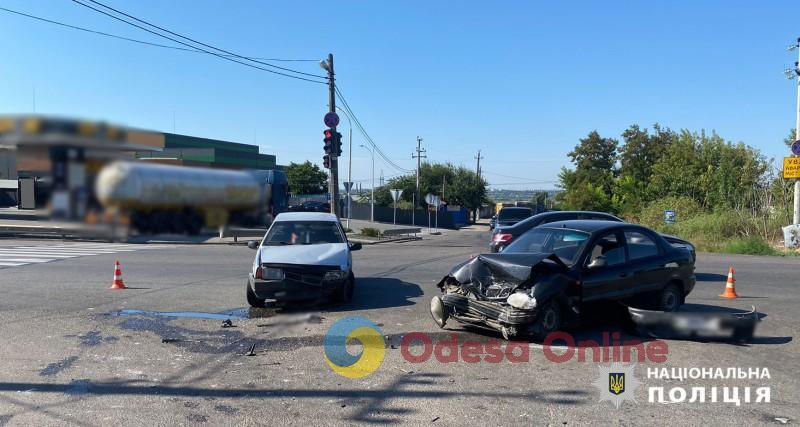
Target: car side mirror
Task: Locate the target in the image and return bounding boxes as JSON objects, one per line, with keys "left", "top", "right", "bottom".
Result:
{"left": 587, "top": 255, "right": 606, "bottom": 269}
{"left": 247, "top": 241, "right": 259, "bottom": 250}
{"left": 349, "top": 242, "right": 362, "bottom": 251}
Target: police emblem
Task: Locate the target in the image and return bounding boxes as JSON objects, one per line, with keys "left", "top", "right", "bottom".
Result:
{"left": 609, "top": 373, "right": 625, "bottom": 395}
{"left": 592, "top": 363, "right": 640, "bottom": 409}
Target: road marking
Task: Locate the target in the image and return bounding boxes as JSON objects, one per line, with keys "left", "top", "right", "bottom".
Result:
{"left": 0, "top": 243, "right": 158, "bottom": 269}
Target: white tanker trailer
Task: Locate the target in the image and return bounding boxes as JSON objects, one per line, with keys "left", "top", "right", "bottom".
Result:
{"left": 95, "top": 161, "right": 289, "bottom": 235}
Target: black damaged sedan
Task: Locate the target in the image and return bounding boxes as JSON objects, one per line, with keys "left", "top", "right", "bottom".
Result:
{"left": 430, "top": 220, "right": 696, "bottom": 340}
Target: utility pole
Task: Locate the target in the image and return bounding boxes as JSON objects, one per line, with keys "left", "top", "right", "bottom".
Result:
{"left": 474, "top": 150, "right": 484, "bottom": 222}
{"left": 475, "top": 150, "right": 483, "bottom": 177}
{"left": 322, "top": 53, "right": 340, "bottom": 217}
{"left": 412, "top": 136, "right": 426, "bottom": 226}
{"left": 412, "top": 136, "right": 426, "bottom": 205}
{"left": 788, "top": 39, "right": 800, "bottom": 225}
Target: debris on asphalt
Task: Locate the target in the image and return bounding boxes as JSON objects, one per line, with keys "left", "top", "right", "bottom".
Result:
{"left": 221, "top": 319, "right": 234, "bottom": 328}
{"left": 774, "top": 417, "right": 790, "bottom": 424}
{"left": 431, "top": 416, "right": 440, "bottom": 422}
{"left": 245, "top": 343, "right": 256, "bottom": 356}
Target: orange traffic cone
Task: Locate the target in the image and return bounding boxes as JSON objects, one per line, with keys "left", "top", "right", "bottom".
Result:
{"left": 719, "top": 266, "right": 738, "bottom": 299}
{"left": 110, "top": 260, "right": 127, "bottom": 290}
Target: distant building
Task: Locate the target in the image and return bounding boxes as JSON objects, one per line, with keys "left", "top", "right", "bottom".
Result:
{"left": 133, "top": 132, "right": 279, "bottom": 170}
{"left": 0, "top": 115, "right": 280, "bottom": 211}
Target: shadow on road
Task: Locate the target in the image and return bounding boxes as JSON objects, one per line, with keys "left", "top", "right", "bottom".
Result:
{"left": 327, "top": 278, "right": 423, "bottom": 312}
{"left": 695, "top": 272, "right": 728, "bottom": 282}
{"left": 0, "top": 376, "right": 590, "bottom": 424}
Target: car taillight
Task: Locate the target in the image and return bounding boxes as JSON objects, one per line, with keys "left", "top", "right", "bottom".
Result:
{"left": 492, "top": 233, "right": 513, "bottom": 243}
{"left": 255, "top": 266, "right": 263, "bottom": 279}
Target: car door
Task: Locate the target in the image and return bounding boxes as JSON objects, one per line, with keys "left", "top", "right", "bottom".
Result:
{"left": 580, "top": 231, "right": 634, "bottom": 302}
{"left": 623, "top": 229, "right": 669, "bottom": 294}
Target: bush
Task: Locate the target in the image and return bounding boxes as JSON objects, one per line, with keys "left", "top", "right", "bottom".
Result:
{"left": 360, "top": 227, "right": 381, "bottom": 238}
{"left": 639, "top": 196, "right": 704, "bottom": 232}
{"left": 723, "top": 237, "right": 776, "bottom": 256}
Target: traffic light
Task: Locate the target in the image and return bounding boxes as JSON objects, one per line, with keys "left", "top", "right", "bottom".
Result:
{"left": 323, "top": 154, "right": 331, "bottom": 169}
{"left": 323, "top": 129, "right": 334, "bottom": 155}
{"left": 324, "top": 129, "right": 343, "bottom": 157}
{"left": 333, "top": 131, "right": 343, "bottom": 156}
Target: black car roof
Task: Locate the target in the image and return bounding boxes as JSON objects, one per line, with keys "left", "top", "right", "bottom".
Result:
{"left": 537, "top": 219, "right": 638, "bottom": 233}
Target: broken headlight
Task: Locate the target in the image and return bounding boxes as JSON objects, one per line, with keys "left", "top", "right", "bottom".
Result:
{"left": 507, "top": 292, "right": 537, "bottom": 310}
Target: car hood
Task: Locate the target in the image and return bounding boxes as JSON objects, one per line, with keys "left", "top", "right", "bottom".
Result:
{"left": 258, "top": 243, "right": 348, "bottom": 268}
{"left": 445, "top": 252, "right": 567, "bottom": 285}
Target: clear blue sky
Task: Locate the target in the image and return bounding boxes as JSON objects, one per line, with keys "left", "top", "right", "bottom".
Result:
{"left": 1, "top": 0, "right": 798, "bottom": 190}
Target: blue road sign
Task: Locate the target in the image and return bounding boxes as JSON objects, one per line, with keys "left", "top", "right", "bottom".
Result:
{"left": 324, "top": 112, "right": 340, "bottom": 128}
{"left": 792, "top": 139, "right": 800, "bottom": 156}
{"left": 326, "top": 192, "right": 332, "bottom": 201}
{"left": 664, "top": 209, "right": 676, "bottom": 224}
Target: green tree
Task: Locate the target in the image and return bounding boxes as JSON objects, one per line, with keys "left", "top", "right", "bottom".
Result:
{"left": 557, "top": 130, "right": 619, "bottom": 212}
{"left": 284, "top": 161, "right": 328, "bottom": 195}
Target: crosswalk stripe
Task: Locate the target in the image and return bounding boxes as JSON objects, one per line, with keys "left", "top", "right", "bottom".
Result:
{"left": 0, "top": 258, "right": 55, "bottom": 263}
{"left": 0, "top": 262, "right": 27, "bottom": 267}
{"left": 0, "top": 243, "right": 158, "bottom": 269}
{"left": 0, "top": 252, "right": 79, "bottom": 258}
{"left": 11, "top": 247, "right": 135, "bottom": 254}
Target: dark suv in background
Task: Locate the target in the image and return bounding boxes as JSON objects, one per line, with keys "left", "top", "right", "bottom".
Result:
{"left": 490, "top": 210, "right": 696, "bottom": 260}
{"left": 491, "top": 211, "right": 622, "bottom": 252}
{"left": 491, "top": 207, "right": 533, "bottom": 229}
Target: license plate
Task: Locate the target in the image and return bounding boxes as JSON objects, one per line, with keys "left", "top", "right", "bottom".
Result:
{"left": 263, "top": 267, "right": 285, "bottom": 280}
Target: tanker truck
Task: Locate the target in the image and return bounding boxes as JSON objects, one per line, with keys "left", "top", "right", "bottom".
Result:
{"left": 95, "top": 161, "right": 288, "bottom": 235}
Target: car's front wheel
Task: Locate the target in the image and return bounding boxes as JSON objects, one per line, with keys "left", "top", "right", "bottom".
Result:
{"left": 334, "top": 273, "right": 355, "bottom": 304}
{"left": 246, "top": 280, "right": 265, "bottom": 308}
{"left": 658, "top": 283, "right": 682, "bottom": 312}
{"left": 531, "top": 300, "right": 562, "bottom": 341}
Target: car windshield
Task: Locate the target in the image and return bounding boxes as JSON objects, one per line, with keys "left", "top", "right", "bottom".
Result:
{"left": 503, "top": 227, "right": 591, "bottom": 265}
{"left": 263, "top": 221, "right": 344, "bottom": 245}
{"left": 498, "top": 208, "right": 531, "bottom": 220}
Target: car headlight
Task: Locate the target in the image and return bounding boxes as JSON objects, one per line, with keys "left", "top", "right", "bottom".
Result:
{"left": 324, "top": 270, "right": 348, "bottom": 281}
{"left": 507, "top": 292, "right": 537, "bottom": 310}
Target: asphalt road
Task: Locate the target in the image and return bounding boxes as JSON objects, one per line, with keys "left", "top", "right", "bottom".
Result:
{"left": 0, "top": 230, "right": 797, "bottom": 426}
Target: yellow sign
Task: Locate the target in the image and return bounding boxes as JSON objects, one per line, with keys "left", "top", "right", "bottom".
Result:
{"left": 784, "top": 157, "right": 800, "bottom": 179}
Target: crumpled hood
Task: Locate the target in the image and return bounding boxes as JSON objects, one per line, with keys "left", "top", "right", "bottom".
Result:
{"left": 445, "top": 252, "right": 567, "bottom": 286}
{"left": 258, "top": 243, "right": 348, "bottom": 268}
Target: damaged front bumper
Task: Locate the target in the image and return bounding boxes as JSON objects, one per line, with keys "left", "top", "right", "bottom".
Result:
{"left": 628, "top": 306, "right": 759, "bottom": 342}
{"left": 430, "top": 293, "right": 541, "bottom": 339}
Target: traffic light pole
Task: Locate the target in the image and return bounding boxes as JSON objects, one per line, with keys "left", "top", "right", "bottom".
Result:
{"left": 326, "top": 53, "right": 340, "bottom": 217}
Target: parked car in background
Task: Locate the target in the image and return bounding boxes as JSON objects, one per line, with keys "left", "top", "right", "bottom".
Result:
{"left": 246, "top": 212, "right": 361, "bottom": 306}
{"left": 491, "top": 211, "right": 623, "bottom": 252}
{"left": 432, "top": 220, "right": 696, "bottom": 340}
{"left": 490, "top": 210, "right": 696, "bottom": 260}
{"left": 494, "top": 207, "right": 533, "bottom": 228}
{"left": 288, "top": 200, "right": 331, "bottom": 213}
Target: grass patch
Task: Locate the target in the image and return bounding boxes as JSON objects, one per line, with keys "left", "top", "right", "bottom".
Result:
{"left": 722, "top": 237, "right": 777, "bottom": 256}
{"left": 360, "top": 227, "right": 381, "bottom": 238}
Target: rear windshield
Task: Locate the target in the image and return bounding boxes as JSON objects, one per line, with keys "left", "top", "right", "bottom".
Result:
{"left": 498, "top": 208, "right": 532, "bottom": 220}
{"left": 263, "top": 221, "right": 344, "bottom": 245}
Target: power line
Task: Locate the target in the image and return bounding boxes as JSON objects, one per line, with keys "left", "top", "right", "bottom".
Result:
{"left": 334, "top": 85, "right": 412, "bottom": 173}
{"left": 82, "top": 0, "right": 326, "bottom": 79}
{"left": 69, "top": 0, "right": 326, "bottom": 84}
{"left": 0, "top": 6, "right": 316, "bottom": 62}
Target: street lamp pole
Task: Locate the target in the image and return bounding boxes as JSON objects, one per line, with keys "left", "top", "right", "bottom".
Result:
{"left": 336, "top": 107, "right": 353, "bottom": 228}
{"left": 787, "top": 38, "right": 800, "bottom": 225}
{"left": 360, "top": 144, "right": 375, "bottom": 222}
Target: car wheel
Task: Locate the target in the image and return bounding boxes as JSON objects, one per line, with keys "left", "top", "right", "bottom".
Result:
{"left": 531, "top": 301, "right": 562, "bottom": 341}
{"left": 335, "top": 273, "right": 355, "bottom": 304}
{"left": 246, "top": 281, "right": 265, "bottom": 308}
{"left": 659, "top": 284, "right": 682, "bottom": 312}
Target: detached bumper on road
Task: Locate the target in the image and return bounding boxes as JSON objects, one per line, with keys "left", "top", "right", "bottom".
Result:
{"left": 628, "top": 305, "right": 759, "bottom": 342}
